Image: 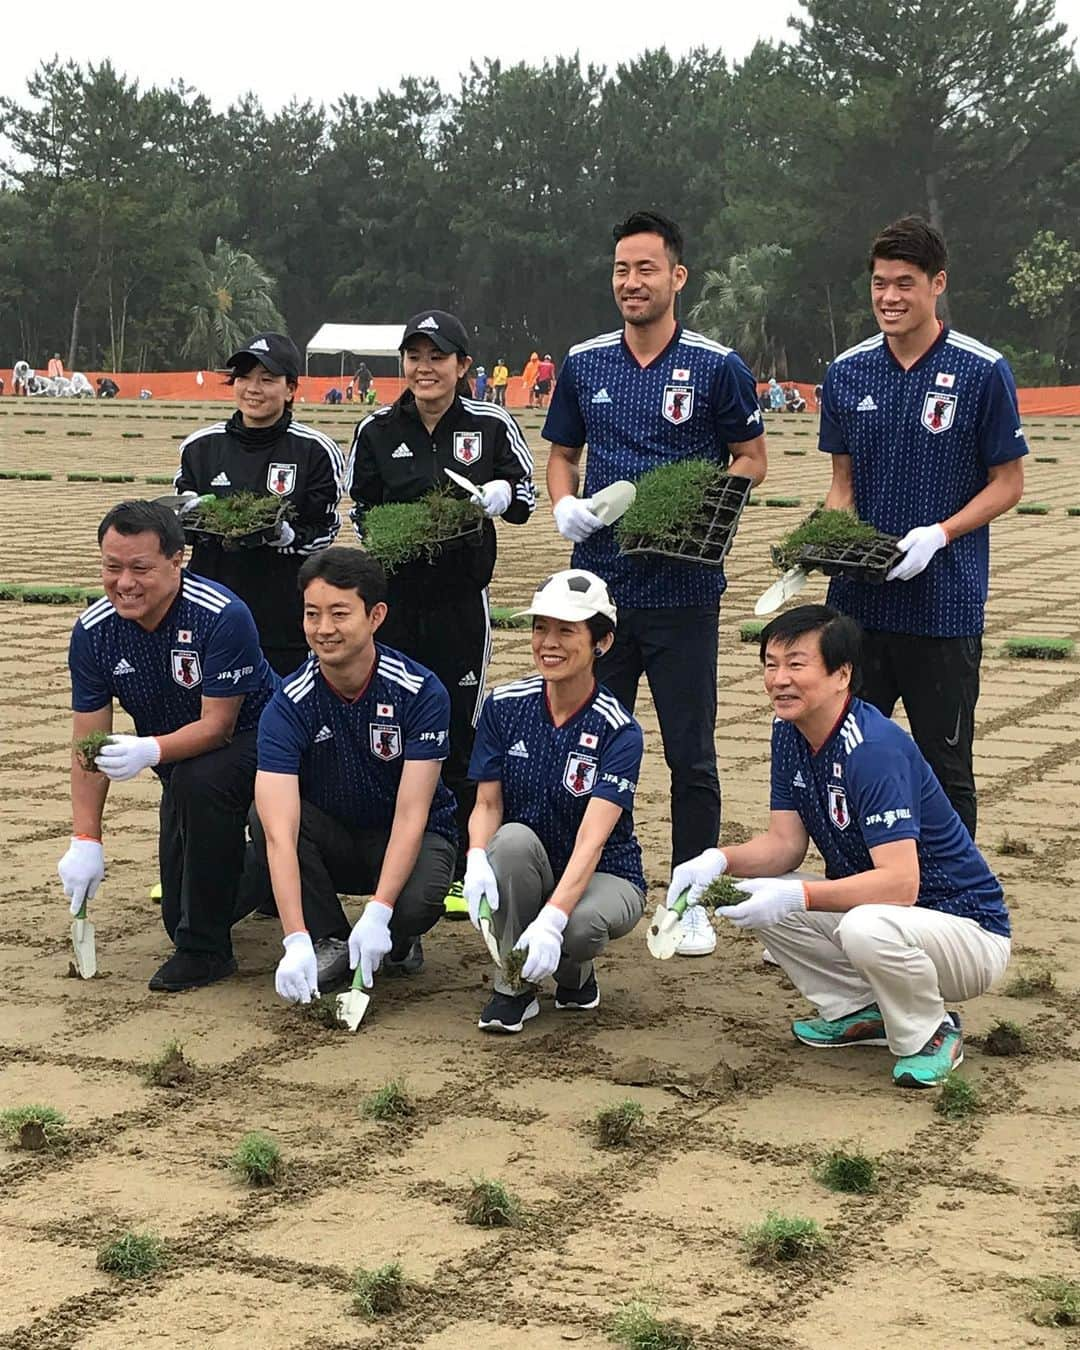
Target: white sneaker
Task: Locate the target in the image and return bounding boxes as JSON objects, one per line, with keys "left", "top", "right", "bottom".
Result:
{"left": 674, "top": 903, "right": 717, "bottom": 957}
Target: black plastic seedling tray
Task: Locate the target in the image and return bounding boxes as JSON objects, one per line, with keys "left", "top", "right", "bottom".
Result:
{"left": 619, "top": 474, "right": 754, "bottom": 567}
{"left": 795, "top": 535, "right": 902, "bottom": 584}
{"left": 183, "top": 503, "right": 291, "bottom": 552}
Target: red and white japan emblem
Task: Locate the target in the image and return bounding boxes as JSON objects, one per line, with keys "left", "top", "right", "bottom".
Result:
{"left": 453, "top": 431, "right": 481, "bottom": 465}
{"left": 828, "top": 783, "right": 850, "bottom": 831}
{"left": 921, "top": 392, "right": 956, "bottom": 435}
{"left": 662, "top": 385, "right": 694, "bottom": 425}
{"left": 563, "top": 752, "right": 597, "bottom": 798}
{"left": 369, "top": 723, "right": 402, "bottom": 760}
{"left": 267, "top": 462, "right": 297, "bottom": 495}
{"left": 171, "top": 649, "right": 202, "bottom": 688}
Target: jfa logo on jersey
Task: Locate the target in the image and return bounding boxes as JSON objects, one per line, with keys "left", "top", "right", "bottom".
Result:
{"left": 563, "top": 753, "right": 597, "bottom": 797}
{"left": 369, "top": 723, "right": 402, "bottom": 760}
{"left": 828, "top": 783, "right": 850, "bottom": 831}
{"left": 171, "top": 649, "right": 202, "bottom": 688}
{"left": 453, "top": 431, "right": 481, "bottom": 465}
{"left": 921, "top": 392, "right": 957, "bottom": 435}
{"left": 267, "top": 462, "right": 297, "bottom": 495}
{"left": 662, "top": 385, "right": 694, "bottom": 425}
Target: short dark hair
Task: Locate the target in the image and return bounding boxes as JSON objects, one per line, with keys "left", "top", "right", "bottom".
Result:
{"left": 758, "top": 604, "right": 861, "bottom": 680}
{"left": 586, "top": 614, "right": 616, "bottom": 646}
{"left": 298, "top": 546, "right": 387, "bottom": 610}
{"left": 97, "top": 499, "right": 184, "bottom": 557}
{"left": 868, "top": 215, "right": 947, "bottom": 277}
{"left": 226, "top": 356, "right": 298, "bottom": 399}
{"left": 613, "top": 210, "right": 684, "bottom": 265}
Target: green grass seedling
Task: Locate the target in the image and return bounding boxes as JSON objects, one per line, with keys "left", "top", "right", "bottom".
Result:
{"left": 699, "top": 874, "right": 744, "bottom": 909}
{"left": 934, "top": 1075, "right": 979, "bottom": 1120}
{"left": 350, "top": 1262, "right": 406, "bottom": 1318}
{"left": 464, "top": 1177, "right": 522, "bottom": 1228}
{"left": 0, "top": 1104, "right": 67, "bottom": 1150}
{"left": 18, "top": 470, "right": 52, "bottom": 479}
{"left": 764, "top": 496, "right": 802, "bottom": 507}
{"left": 142, "top": 1039, "right": 194, "bottom": 1087}
{"left": 362, "top": 491, "right": 484, "bottom": 569}
{"left": 814, "top": 1146, "right": 878, "bottom": 1194}
{"left": 615, "top": 459, "right": 724, "bottom": 548}
{"left": 1015, "top": 502, "right": 1051, "bottom": 515}
{"left": 743, "top": 1212, "right": 829, "bottom": 1266}
{"left": 99, "top": 473, "right": 136, "bottom": 483}
{"left": 302, "top": 996, "right": 348, "bottom": 1029}
{"left": 594, "top": 1100, "right": 645, "bottom": 1149}
{"left": 74, "top": 730, "right": 112, "bottom": 773}
{"left": 490, "top": 605, "right": 531, "bottom": 629}
{"left": 189, "top": 491, "right": 282, "bottom": 538}
{"left": 96, "top": 1231, "right": 166, "bottom": 1278}
{"left": 1034, "top": 455, "right": 1059, "bottom": 463}
{"left": 1003, "top": 636, "right": 1074, "bottom": 660}
{"left": 739, "top": 620, "right": 764, "bottom": 642}
{"left": 1005, "top": 966, "right": 1056, "bottom": 998}
{"left": 771, "top": 508, "right": 880, "bottom": 572}
{"left": 67, "top": 471, "right": 101, "bottom": 480}
{"left": 983, "top": 1019, "right": 1031, "bottom": 1057}
{"left": 1031, "top": 1277, "right": 1080, "bottom": 1327}
{"left": 607, "top": 1297, "right": 695, "bottom": 1349}
{"left": 361, "top": 1079, "right": 415, "bottom": 1122}
{"left": 229, "top": 1131, "right": 282, "bottom": 1186}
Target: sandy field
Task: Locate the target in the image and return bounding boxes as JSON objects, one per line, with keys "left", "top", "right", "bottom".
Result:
{"left": 0, "top": 398, "right": 1078, "bottom": 1349}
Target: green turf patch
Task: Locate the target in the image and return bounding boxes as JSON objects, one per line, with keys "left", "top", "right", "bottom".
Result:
{"left": 23, "top": 428, "right": 46, "bottom": 435}
{"left": 97, "top": 1232, "right": 167, "bottom": 1278}
{"left": 764, "top": 496, "right": 802, "bottom": 507}
{"left": 229, "top": 1131, "right": 282, "bottom": 1185}
{"left": 783, "top": 449, "right": 808, "bottom": 456}
{"left": 615, "top": 460, "right": 725, "bottom": 548}
{"left": 739, "top": 620, "right": 765, "bottom": 642}
{"left": 74, "top": 730, "right": 113, "bottom": 773}
{"left": 1034, "top": 455, "right": 1059, "bottom": 463}
{"left": 0, "top": 470, "right": 19, "bottom": 479}
{"left": 1067, "top": 507, "right": 1080, "bottom": 517}
{"left": 362, "top": 492, "right": 484, "bottom": 570}
{"left": 743, "top": 1212, "right": 829, "bottom": 1265}
{"left": 121, "top": 432, "right": 144, "bottom": 439}
{"left": 350, "top": 1262, "right": 406, "bottom": 1319}
{"left": 0, "top": 1104, "right": 68, "bottom": 1150}
{"left": 66, "top": 430, "right": 93, "bottom": 438}
{"left": 814, "top": 1146, "right": 878, "bottom": 1194}
{"left": 771, "top": 508, "right": 880, "bottom": 572}
{"left": 490, "top": 605, "right": 530, "bottom": 630}
{"left": 1016, "top": 503, "right": 1051, "bottom": 515}
{"left": 99, "top": 473, "right": 136, "bottom": 483}
{"left": 67, "top": 472, "right": 101, "bottom": 482}
{"left": 0, "top": 583, "right": 105, "bottom": 604}
{"left": 18, "top": 471, "right": 52, "bottom": 480}
{"left": 1002, "top": 636, "right": 1074, "bottom": 660}
{"left": 144, "top": 475, "right": 174, "bottom": 485}
{"left": 607, "top": 1298, "right": 694, "bottom": 1349}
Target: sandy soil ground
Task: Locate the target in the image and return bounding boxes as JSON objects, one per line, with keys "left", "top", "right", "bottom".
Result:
{"left": 1, "top": 399, "right": 1078, "bottom": 1349}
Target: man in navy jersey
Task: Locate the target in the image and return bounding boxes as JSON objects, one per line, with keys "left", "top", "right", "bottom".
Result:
{"left": 544, "top": 209, "right": 768, "bottom": 958}
{"left": 60, "top": 500, "right": 277, "bottom": 992}
{"left": 252, "top": 548, "right": 456, "bottom": 1003}
{"left": 820, "top": 216, "right": 1027, "bottom": 838}
{"left": 668, "top": 606, "right": 1010, "bottom": 1088}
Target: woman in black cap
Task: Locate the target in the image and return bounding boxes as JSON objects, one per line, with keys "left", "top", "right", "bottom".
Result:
{"left": 175, "top": 333, "right": 346, "bottom": 676}
{"left": 347, "top": 310, "right": 536, "bottom": 889}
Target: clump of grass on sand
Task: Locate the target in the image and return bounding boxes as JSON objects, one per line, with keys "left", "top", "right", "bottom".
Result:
{"left": 142, "top": 1040, "right": 194, "bottom": 1088}
{"left": 1005, "top": 967, "right": 1056, "bottom": 998}
{"left": 502, "top": 945, "right": 528, "bottom": 992}
{"left": 771, "top": 508, "right": 881, "bottom": 572}
{"left": 615, "top": 460, "right": 725, "bottom": 549}
{"left": 362, "top": 491, "right": 484, "bottom": 570}
{"left": 301, "top": 996, "right": 348, "bottom": 1030}
{"left": 594, "top": 1100, "right": 645, "bottom": 1149}
{"left": 607, "top": 1297, "right": 695, "bottom": 1349}
{"left": 228, "top": 1131, "right": 282, "bottom": 1186}
{"left": 188, "top": 491, "right": 282, "bottom": 538}
{"left": 998, "top": 833, "right": 1033, "bottom": 856}
{"left": 0, "top": 1104, "right": 67, "bottom": 1150}
{"left": 350, "top": 1262, "right": 406, "bottom": 1318}
{"left": 74, "top": 730, "right": 112, "bottom": 773}
{"left": 361, "top": 1079, "right": 415, "bottom": 1122}
{"left": 814, "top": 1146, "right": 878, "bottom": 1194}
{"left": 934, "top": 1075, "right": 979, "bottom": 1121}
{"left": 1002, "top": 636, "right": 1074, "bottom": 660}
{"left": 96, "top": 1231, "right": 167, "bottom": 1278}
{"left": 739, "top": 620, "right": 765, "bottom": 642}
{"left": 698, "top": 875, "right": 744, "bottom": 909}
{"left": 464, "top": 1177, "right": 522, "bottom": 1228}
{"left": 743, "top": 1213, "right": 829, "bottom": 1266}
{"left": 1031, "top": 1277, "right": 1080, "bottom": 1327}
{"left": 983, "top": 1019, "right": 1031, "bottom": 1057}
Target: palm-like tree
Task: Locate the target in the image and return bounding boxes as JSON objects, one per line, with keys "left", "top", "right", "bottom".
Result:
{"left": 689, "top": 244, "right": 792, "bottom": 377}
{"left": 182, "top": 238, "right": 285, "bottom": 368}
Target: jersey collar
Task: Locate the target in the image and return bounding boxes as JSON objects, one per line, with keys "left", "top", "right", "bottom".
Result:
{"left": 884, "top": 322, "right": 947, "bottom": 374}
{"left": 621, "top": 322, "right": 681, "bottom": 372}
{"left": 805, "top": 693, "right": 853, "bottom": 757}
{"left": 544, "top": 681, "right": 597, "bottom": 730}
{"left": 319, "top": 648, "right": 378, "bottom": 705}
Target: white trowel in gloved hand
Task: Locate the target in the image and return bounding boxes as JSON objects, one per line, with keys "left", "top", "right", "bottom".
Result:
{"left": 70, "top": 901, "right": 97, "bottom": 979}
{"left": 335, "top": 966, "right": 371, "bottom": 1031}
{"left": 586, "top": 480, "right": 636, "bottom": 526}
{"left": 478, "top": 895, "right": 501, "bottom": 967}
{"left": 646, "top": 889, "right": 693, "bottom": 961}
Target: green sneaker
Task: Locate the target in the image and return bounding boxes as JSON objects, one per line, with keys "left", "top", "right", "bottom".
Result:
{"left": 792, "top": 1003, "right": 888, "bottom": 1048}
{"left": 893, "top": 1013, "right": 963, "bottom": 1089}
{"left": 443, "top": 880, "right": 468, "bottom": 919}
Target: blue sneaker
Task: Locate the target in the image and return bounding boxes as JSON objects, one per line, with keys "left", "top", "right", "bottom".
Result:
{"left": 792, "top": 1003, "right": 888, "bottom": 1049}
{"left": 893, "top": 1013, "right": 963, "bottom": 1088}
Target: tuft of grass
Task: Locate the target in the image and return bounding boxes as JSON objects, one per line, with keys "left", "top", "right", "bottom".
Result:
{"left": 22, "top": 429, "right": 47, "bottom": 436}
{"left": 607, "top": 1297, "right": 694, "bottom": 1349}
{"left": 99, "top": 472, "right": 136, "bottom": 483}
{"left": 74, "top": 730, "right": 113, "bottom": 773}
{"left": 67, "top": 471, "right": 101, "bottom": 480}
{"left": 464, "top": 1177, "right": 522, "bottom": 1228}
{"left": 228, "top": 1131, "right": 282, "bottom": 1186}
{"left": 121, "top": 431, "right": 144, "bottom": 438}
{"left": 1031, "top": 1277, "right": 1080, "bottom": 1327}
{"left": 142, "top": 1039, "right": 194, "bottom": 1087}
{"left": 771, "top": 508, "right": 881, "bottom": 571}
{"left": 187, "top": 491, "right": 282, "bottom": 538}
{"left": 1005, "top": 966, "right": 1056, "bottom": 998}
{"left": 743, "top": 1212, "right": 829, "bottom": 1266}
{"left": 1002, "top": 636, "right": 1074, "bottom": 660}
{"left": 20, "top": 584, "right": 99, "bottom": 604}
{"left": 96, "top": 1231, "right": 166, "bottom": 1278}
{"left": 997, "top": 833, "right": 1033, "bottom": 856}
{"left": 0, "top": 1104, "right": 67, "bottom": 1150}
{"left": 490, "top": 605, "right": 530, "bottom": 630}
{"left": 934, "top": 1074, "right": 979, "bottom": 1120}
{"left": 783, "top": 448, "right": 808, "bottom": 456}
{"left": 698, "top": 874, "right": 744, "bottom": 909}
{"left": 350, "top": 1262, "right": 406, "bottom": 1319}
{"left": 1067, "top": 506, "right": 1080, "bottom": 517}
{"left": 983, "top": 1019, "right": 1031, "bottom": 1057}
{"left": 739, "top": 620, "right": 765, "bottom": 643}
{"left": 501, "top": 944, "right": 528, "bottom": 991}
{"left": 361, "top": 1079, "right": 415, "bottom": 1122}
{"left": 814, "top": 1146, "right": 878, "bottom": 1194}
{"left": 0, "top": 470, "right": 20, "bottom": 479}
{"left": 302, "top": 996, "right": 348, "bottom": 1030}
{"left": 66, "top": 431, "right": 93, "bottom": 438}
{"left": 594, "top": 1100, "right": 645, "bottom": 1149}
{"left": 18, "top": 470, "right": 52, "bottom": 479}
{"left": 1015, "top": 502, "right": 1051, "bottom": 515}
{"left": 362, "top": 490, "right": 484, "bottom": 570}
{"left": 615, "top": 459, "right": 725, "bottom": 548}
{"left": 764, "top": 496, "right": 802, "bottom": 507}
{"left": 144, "top": 475, "right": 174, "bottom": 484}
{"left": 1034, "top": 455, "right": 1059, "bottom": 463}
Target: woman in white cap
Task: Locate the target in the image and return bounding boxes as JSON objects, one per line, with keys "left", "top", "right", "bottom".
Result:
{"left": 464, "top": 569, "right": 647, "bottom": 1032}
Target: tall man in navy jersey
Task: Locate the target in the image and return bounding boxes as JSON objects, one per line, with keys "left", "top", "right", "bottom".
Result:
{"left": 60, "top": 500, "right": 277, "bottom": 992}
{"left": 820, "top": 216, "right": 1026, "bottom": 837}
{"left": 252, "top": 548, "right": 456, "bottom": 1003}
{"left": 668, "top": 606, "right": 1010, "bottom": 1088}
{"left": 544, "top": 210, "right": 768, "bottom": 957}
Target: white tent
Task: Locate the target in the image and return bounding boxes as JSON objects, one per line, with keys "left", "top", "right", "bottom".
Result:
{"left": 305, "top": 323, "right": 406, "bottom": 375}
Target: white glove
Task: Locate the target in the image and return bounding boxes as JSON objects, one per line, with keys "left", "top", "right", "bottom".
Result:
{"left": 887, "top": 523, "right": 947, "bottom": 581}
{"left": 177, "top": 491, "right": 204, "bottom": 515}
{"left": 348, "top": 900, "right": 393, "bottom": 988}
{"left": 666, "top": 847, "right": 728, "bottom": 909}
{"left": 553, "top": 495, "right": 604, "bottom": 543}
{"left": 269, "top": 520, "right": 296, "bottom": 549}
{"left": 463, "top": 847, "right": 499, "bottom": 929}
{"left": 715, "top": 877, "right": 807, "bottom": 929}
{"left": 515, "top": 904, "right": 569, "bottom": 983}
{"left": 276, "top": 931, "right": 318, "bottom": 1004}
{"left": 58, "top": 837, "right": 105, "bottom": 914}
{"left": 478, "top": 480, "right": 512, "bottom": 518}
{"left": 95, "top": 735, "right": 161, "bottom": 782}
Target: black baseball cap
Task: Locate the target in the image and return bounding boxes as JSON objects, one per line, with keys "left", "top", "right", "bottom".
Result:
{"left": 227, "top": 333, "right": 302, "bottom": 379}
{"left": 400, "top": 310, "right": 470, "bottom": 356}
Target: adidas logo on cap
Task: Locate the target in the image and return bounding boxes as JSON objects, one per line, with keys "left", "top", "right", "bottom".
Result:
{"left": 418, "top": 316, "right": 439, "bottom": 330}
{"left": 508, "top": 739, "right": 529, "bottom": 758}
{"left": 391, "top": 443, "right": 413, "bottom": 458}
{"left": 249, "top": 338, "right": 270, "bottom": 352}
{"left": 857, "top": 395, "right": 877, "bottom": 411}
{"left": 591, "top": 388, "right": 612, "bottom": 404}
{"left": 314, "top": 725, "right": 333, "bottom": 743}
{"left": 113, "top": 658, "right": 135, "bottom": 676}
{"left": 210, "top": 471, "right": 231, "bottom": 486}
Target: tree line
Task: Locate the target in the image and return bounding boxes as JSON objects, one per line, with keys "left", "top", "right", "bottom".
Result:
{"left": 2, "top": 0, "right": 1078, "bottom": 383}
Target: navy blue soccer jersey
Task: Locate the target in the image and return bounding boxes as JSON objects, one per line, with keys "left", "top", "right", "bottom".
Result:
{"left": 257, "top": 644, "right": 457, "bottom": 843}
{"left": 542, "top": 326, "right": 763, "bottom": 608}
{"left": 69, "top": 571, "right": 277, "bottom": 779}
{"left": 819, "top": 327, "right": 1028, "bottom": 637}
{"left": 770, "top": 698, "right": 1008, "bottom": 936}
{"left": 469, "top": 675, "right": 645, "bottom": 890}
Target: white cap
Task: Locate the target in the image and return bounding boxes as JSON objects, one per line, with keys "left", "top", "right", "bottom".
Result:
{"left": 514, "top": 569, "right": 617, "bottom": 625}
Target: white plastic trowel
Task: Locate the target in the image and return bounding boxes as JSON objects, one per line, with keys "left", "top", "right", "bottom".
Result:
{"left": 335, "top": 967, "right": 371, "bottom": 1031}
{"left": 754, "top": 565, "right": 810, "bottom": 617}
{"left": 443, "top": 467, "right": 486, "bottom": 503}
{"left": 586, "top": 480, "right": 636, "bottom": 526}
{"left": 478, "top": 895, "right": 501, "bottom": 966}
{"left": 646, "top": 889, "right": 692, "bottom": 961}
{"left": 70, "top": 901, "right": 97, "bottom": 979}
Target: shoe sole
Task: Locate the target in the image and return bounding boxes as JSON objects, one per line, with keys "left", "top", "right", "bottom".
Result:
{"left": 554, "top": 990, "right": 601, "bottom": 1011}
{"left": 149, "top": 960, "right": 238, "bottom": 993}
{"left": 478, "top": 999, "right": 540, "bottom": 1033}
{"left": 893, "top": 1047, "right": 964, "bottom": 1089}
{"left": 793, "top": 1029, "right": 889, "bottom": 1049}
{"left": 673, "top": 944, "right": 717, "bottom": 958}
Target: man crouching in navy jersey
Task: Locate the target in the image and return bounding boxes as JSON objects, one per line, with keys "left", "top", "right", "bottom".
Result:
{"left": 60, "top": 500, "right": 278, "bottom": 992}
{"left": 667, "top": 605, "right": 1010, "bottom": 1089}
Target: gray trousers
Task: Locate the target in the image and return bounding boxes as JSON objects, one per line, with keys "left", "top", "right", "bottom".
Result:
{"left": 486, "top": 823, "right": 646, "bottom": 995}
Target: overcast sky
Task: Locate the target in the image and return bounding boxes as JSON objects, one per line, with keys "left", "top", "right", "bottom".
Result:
{"left": 6, "top": 0, "right": 1074, "bottom": 115}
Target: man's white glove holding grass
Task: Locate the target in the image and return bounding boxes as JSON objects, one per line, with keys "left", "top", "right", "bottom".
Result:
{"left": 665, "top": 847, "right": 728, "bottom": 909}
